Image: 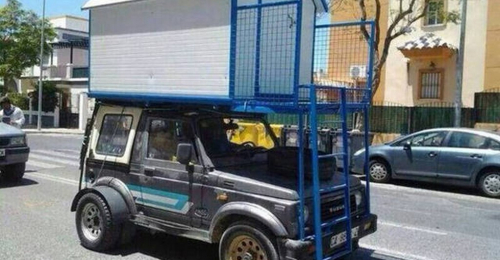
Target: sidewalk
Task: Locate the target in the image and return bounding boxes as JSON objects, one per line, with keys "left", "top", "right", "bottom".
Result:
{"left": 23, "top": 128, "right": 84, "bottom": 135}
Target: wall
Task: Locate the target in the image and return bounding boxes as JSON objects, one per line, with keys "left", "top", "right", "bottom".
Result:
{"left": 484, "top": 0, "right": 500, "bottom": 91}
{"left": 328, "top": 0, "right": 389, "bottom": 103}
{"left": 50, "top": 16, "right": 89, "bottom": 33}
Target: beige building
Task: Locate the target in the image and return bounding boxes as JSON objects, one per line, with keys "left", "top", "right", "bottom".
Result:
{"left": 332, "top": 0, "right": 497, "bottom": 107}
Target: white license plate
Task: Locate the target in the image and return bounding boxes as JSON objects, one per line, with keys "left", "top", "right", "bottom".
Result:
{"left": 0, "top": 149, "right": 5, "bottom": 157}
{"left": 330, "top": 226, "right": 359, "bottom": 248}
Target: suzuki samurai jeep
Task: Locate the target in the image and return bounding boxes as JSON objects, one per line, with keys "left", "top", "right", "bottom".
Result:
{"left": 71, "top": 103, "right": 377, "bottom": 260}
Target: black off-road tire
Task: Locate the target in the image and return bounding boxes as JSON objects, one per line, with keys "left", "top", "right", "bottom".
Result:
{"left": 219, "top": 221, "right": 279, "bottom": 260}
{"left": 75, "top": 193, "right": 122, "bottom": 252}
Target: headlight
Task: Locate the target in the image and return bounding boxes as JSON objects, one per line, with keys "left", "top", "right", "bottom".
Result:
{"left": 354, "top": 190, "right": 363, "bottom": 207}
{"left": 303, "top": 206, "right": 310, "bottom": 223}
{"left": 10, "top": 136, "right": 26, "bottom": 146}
{"left": 353, "top": 148, "right": 365, "bottom": 157}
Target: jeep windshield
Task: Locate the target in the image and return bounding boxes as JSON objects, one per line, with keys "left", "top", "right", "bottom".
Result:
{"left": 197, "top": 116, "right": 278, "bottom": 166}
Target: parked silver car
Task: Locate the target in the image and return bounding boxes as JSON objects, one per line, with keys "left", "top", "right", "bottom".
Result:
{"left": 0, "top": 123, "right": 29, "bottom": 182}
{"left": 351, "top": 128, "right": 500, "bottom": 198}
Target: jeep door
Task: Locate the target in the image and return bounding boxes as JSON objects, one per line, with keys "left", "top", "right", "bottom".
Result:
{"left": 137, "top": 116, "right": 204, "bottom": 227}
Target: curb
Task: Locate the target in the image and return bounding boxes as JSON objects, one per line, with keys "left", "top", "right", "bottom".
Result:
{"left": 23, "top": 130, "right": 84, "bottom": 135}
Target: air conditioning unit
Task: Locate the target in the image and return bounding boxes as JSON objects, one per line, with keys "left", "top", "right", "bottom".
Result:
{"left": 349, "top": 65, "right": 367, "bottom": 79}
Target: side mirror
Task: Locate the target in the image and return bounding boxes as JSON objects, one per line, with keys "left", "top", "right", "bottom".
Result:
{"left": 403, "top": 141, "right": 411, "bottom": 150}
{"left": 176, "top": 143, "right": 193, "bottom": 165}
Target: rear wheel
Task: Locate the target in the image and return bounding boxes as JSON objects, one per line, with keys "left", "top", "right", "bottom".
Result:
{"left": 219, "top": 221, "right": 279, "bottom": 260}
{"left": 75, "top": 193, "right": 122, "bottom": 251}
{"left": 479, "top": 171, "right": 500, "bottom": 198}
{"left": 3, "top": 163, "right": 25, "bottom": 182}
{"left": 369, "top": 160, "right": 391, "bottom": 183}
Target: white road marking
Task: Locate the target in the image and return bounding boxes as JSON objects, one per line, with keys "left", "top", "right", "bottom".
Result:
{"left": 31, "top": 150, "right": 79, "bottom": 161}
{"left": 29, "top": 153, "right": 80, "bottom": 167}
{"left": 359, "top": 243, "right": 436, "bottom": 260}
{"left": 378, "top": 220, "right": 448, "bottom": 236}
{"left": 25, "top": 172, "right": 78, "bottom": 186}
{"left": 26, "top": 159, "right": 64, "bottom": 169}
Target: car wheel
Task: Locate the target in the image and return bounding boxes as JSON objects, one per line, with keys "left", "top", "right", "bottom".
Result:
{"left": 479, "top": 172, "right": 500, "bottom": 198}
{"left": 75, "top": 193, "right": 121, "bottom": 252}
{"left": 369, "top": 160, "right": 391, "bottom": 183}
{"left": 3, "top": 163, "right": 25, "bottom": 182}
{"left": 219, "top": 221, "right": 279, "bottom": 260}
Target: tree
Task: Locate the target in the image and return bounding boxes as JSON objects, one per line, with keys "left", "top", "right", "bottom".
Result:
{"left": 330, "top": 0, "right": 460, "bottom": 97}
{"left": 29, "top": 81, "right": 58, "bottom": 112}
{"left": 0, "top": 0, "right": 56, "bottom": 95}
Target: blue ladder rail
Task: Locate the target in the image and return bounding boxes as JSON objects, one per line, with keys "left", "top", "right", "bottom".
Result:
{"left": 307, "top": 85, "right": 354, "bottom": 260}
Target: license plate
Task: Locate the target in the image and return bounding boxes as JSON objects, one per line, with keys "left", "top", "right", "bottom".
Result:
{"left": 0, "top": 149, "right": 5, "bottom": 157}
{"left": 330, "top": 226, "right": 359, "bottom": 248}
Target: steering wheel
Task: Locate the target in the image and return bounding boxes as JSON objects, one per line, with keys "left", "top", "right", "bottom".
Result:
{"left": 241, "top": 141, "right": 256, "bottom": 148}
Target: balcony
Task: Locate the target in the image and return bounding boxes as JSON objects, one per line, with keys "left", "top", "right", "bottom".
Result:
{"left": 42, "top": 64, "right": 89, "bottom": 80}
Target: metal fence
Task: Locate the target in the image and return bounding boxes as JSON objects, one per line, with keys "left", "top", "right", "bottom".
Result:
{"left": 369, "top": 102, "right": 476, "bottom": 134}
{"left": 268, "top": 101, "right": 484, "bottom": 134}
{"left": 475, "top": 90, "right": 500, "bottom": 123}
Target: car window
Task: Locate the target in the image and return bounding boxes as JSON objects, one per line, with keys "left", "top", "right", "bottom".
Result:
{"left": 147, "top": 119, "right": 196, "bottom": 163}
{"left": 488, "top": 139, "right": 500, "bottom": 151}
{"left": 447, "top": 132, "right": 488, "bottom": 149}
{"left": 96, "top": 115, "right": 133, "bottom": 156}
{"left": 408, "top": 131, "right": 447, "bottom": 147}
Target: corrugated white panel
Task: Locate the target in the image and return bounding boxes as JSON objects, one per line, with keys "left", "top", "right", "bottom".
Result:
{"left": 90, "top": 0, "right": 231, "bottom": 97}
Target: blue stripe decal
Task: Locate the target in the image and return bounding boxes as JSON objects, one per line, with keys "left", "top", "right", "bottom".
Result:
{"left": 127, "top": 184, "right": 189, "bottom": 211}
{"left": 136, "top": 198, "right": 184, "bottom": 211}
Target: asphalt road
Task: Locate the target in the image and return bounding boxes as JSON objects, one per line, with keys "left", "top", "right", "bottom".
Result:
{"left": 1, "top": 133, "right": 499, "bottom": 260}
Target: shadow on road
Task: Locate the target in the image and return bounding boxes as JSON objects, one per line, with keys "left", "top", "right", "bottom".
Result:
{"left": 106, "top": 230, "right": 402, "bottom": 260}
{"left": 0, "top": 177, "right": 38, "bottom": 189}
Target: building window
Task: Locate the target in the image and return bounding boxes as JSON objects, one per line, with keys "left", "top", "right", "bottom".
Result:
{"left": 419, "top": 69, "right": 443, "bottom": 99}
{"left": 425, "top": 0, "right": 445, "bottom": 26}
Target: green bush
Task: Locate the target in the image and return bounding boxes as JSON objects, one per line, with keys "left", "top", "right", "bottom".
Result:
{"left": 7, "top": 92, "right": 29, "bottom": 110}
{"left": 29, "top": 81, "right": 59, "bottom": 112}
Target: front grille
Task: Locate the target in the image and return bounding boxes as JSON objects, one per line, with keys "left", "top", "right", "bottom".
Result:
{"left": 0, "top": 138, "right": 10, "bottom": 147}
{"left": 320, "top": 195, "right": 357, "bottom": 222}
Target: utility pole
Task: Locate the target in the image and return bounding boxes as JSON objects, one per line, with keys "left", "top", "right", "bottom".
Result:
{"left": 37, "top": 0, "right": 46, "bottom": 131}
{"left": 454, "top": 0, "right": 467, "bottom": 127}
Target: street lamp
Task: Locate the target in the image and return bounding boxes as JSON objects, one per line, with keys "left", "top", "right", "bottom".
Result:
{"left": 37, "top": 0, "right": 46, "bottom": 131}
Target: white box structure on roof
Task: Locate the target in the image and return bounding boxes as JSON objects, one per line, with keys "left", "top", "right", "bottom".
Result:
{"left": 84, "top": 0, "right": 328, "bottom": 102}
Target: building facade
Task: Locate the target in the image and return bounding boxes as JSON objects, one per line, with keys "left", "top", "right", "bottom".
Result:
{"left": 19, "top": 15, "right": 90, "bottom": 128}
{"left": 331, "top": 0, "right": 497, "bottom": 107}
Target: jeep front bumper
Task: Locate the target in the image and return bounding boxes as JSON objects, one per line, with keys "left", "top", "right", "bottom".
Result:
{"left": 278, "top": 214, "right": 377, "bottom": 260}
{"left": 0, "top": 146, "right": 29, "bottom": 166}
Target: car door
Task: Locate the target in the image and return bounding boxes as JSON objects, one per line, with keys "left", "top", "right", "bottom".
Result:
{"left": 437, "top": 131, "right": 488, "bottom": 181}
{"left": 138, "top": 116, "right": 204, "bottom": 227}
{"left": 391, "top": 131, "right": 448, "bottom": 178}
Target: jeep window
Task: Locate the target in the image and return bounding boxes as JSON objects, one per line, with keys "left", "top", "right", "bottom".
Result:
{"left": 147, "top": 119, "right": 196, "bottom": 163}
{"left": 96, "top": 115, "right": 133, "bottom": 156}
{"left": 198, "top": 117, "right": 276, "bottom": 162}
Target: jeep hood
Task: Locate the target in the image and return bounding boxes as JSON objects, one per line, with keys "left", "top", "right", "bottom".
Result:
{"left": 213, "top": 164, "right": 361, "bottom": 201}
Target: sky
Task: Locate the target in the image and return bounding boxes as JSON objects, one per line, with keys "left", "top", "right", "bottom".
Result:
{"left": 0, "top": 0, "right": 89, "bottom": 18}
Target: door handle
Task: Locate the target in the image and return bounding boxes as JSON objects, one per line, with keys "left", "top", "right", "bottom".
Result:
{"left": 428, "top": 152, "right": 437, "bottom": 157}
{"left": 144, "top": 166, "right": 156, "bottom": 176}
{"left": 470, "top": 154, "right": 483, "bottom": 159}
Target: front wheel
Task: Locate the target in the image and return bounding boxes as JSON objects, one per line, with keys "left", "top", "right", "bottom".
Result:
{"left": 479, "top": 172, "right": 500, "bottom": 198}
{"left": 219, "top": 221, "right": 279, "bottom": 260}
{"left": 75, "top": 193, "right": 121, "bottom": 251}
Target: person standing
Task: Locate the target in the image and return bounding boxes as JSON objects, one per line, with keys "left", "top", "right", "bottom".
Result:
{"left": 0, "top": 96, "right": 25, "bottom": 129}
